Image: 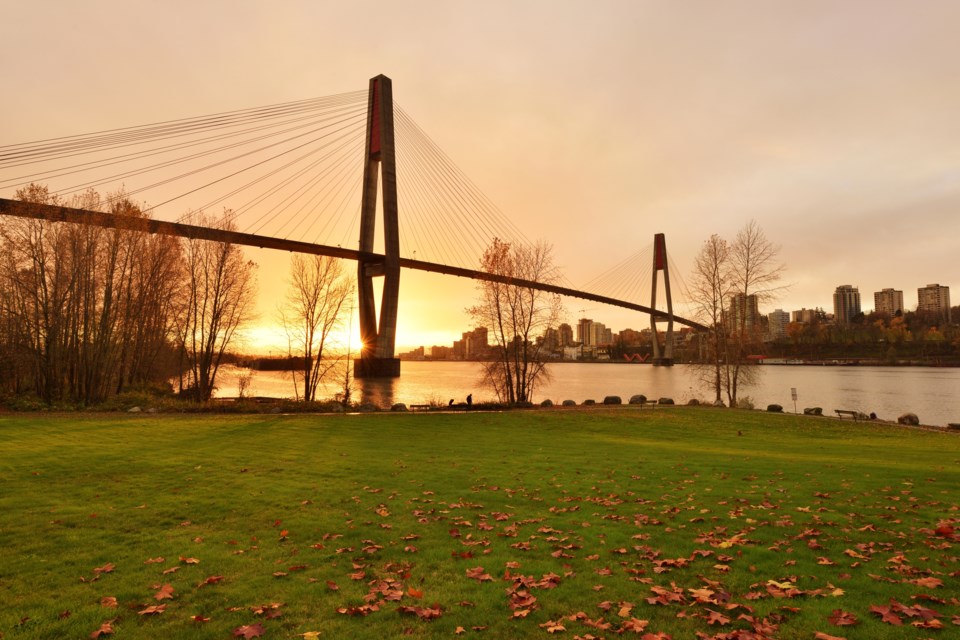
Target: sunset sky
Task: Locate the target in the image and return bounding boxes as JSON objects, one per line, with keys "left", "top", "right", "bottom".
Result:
{"left": 3, "top": 1, "right": 959, "bottom": 352}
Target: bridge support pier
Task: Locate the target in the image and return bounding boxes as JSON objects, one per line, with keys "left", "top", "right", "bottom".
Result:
{"left": 650, "top": 233, "right": 675, "bottom": 366}
{"left": 355, "top": 74, "right": 401, "bottom": 378}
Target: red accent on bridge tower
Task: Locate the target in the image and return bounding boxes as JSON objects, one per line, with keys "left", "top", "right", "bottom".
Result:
{"left": 355, "top": 75, "right": 401, "bottom": 378}
{"left": 650, "top": 233, "right": 675, "bottom": 366}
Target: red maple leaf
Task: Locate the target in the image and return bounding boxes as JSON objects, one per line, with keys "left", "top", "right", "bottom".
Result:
{"left": 410, "top": 604, "right": 443, "bottom": 619}
{"left": 538, "top": 619, "right": 565, "bottom": 633}
{"left": 89, "top": 621, "right": 114, "bottom": 638}
{"left": 233, "top": 622, "right": 266, "bottom": 638}
{"left": 814, "top": 633, "right": 846, "bottom": 640}
{"left": 828, "top": 609, "right": 859, "bottom": 626}
{"left": 910, "top": 577, "right": 943, "bottom": 589}
{"left": 869, "top": 604, "right": 903, "bottom": 625}
{"left": 138, "top": 604, "right": 166, "bottom": 616}
{"left": 465, "top": 566, "right": 493, "bottom": 582}
{"left": 198, "top": 575, "right": 225, "bottom": 587}
{"left": 705, "top": 609, "right": 731, "bottom": 626}
{"left": 154, "top": 583, "right": 175, "bottom": 601}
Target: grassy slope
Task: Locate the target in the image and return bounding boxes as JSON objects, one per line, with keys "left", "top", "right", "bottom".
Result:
{"left": 0, "top": 408, "right": 957, "bottom": 639}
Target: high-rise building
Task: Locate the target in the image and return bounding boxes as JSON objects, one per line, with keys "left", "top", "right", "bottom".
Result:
{"left": 791, "top": 308, "right": 817, "bottom": 324}
{"left": 874, "top": 288, "right": 904, "bottom": 316}
{"left": 729, "top": 293, "right": 760, "bottom": 329}
{"left": 833, "top": 285, "right": 861, "bottom": 324}
{"left": 577, "top": 318, "right": 594, "bottom": 346}
{"left": 767, "top": 309, "right": 790, "bottom": 340}
{"left": 558, "top": 323, "right": 574, "bottom": 347}
{"left": 917, "top": 284, "right": 951, "bottom": 323}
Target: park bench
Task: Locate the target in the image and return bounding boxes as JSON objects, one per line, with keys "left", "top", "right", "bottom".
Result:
{"left": 834, "top": 409, "right": 861, "bottom": 421}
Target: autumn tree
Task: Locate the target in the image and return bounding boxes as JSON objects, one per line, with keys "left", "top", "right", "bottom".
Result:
{"left": 467, "top": 238, "right": 562, "bottom": 404}
{"left": 279, "top": 254, "right": 352, "bottom": 402}
{"left": 176, "top": 212, "right": 257, "bottom": 401}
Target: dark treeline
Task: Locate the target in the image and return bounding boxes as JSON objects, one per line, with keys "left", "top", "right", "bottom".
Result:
{"left": 0, "top": 184, "right": 255, "bottom": 405}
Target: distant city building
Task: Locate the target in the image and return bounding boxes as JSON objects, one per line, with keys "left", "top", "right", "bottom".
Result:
{"left": 917, "top": 284, "right": 951, "bottom": 323}
{"left": 577, "top": 318, "right": 612, "bottom": 347}
{"left": 833, "top": 285, "right": 861, "bottom": 324}
{"left": 873, "top": 288, "right": 904, "bottom": 316}
{"left": 767, "top": 309, "right": 790, "bottom": 340}
{"left": 791, "top": 308, "right": 817, "bottom": 324}
{"left": 600, "top": 326, "right": 613, "bottom": 346}
{"left": 577, "top": 318, "right": 595, "bottom": 347}
{"left": 558, "top": 323, "right": 574, "bottom": 348}
{"left": 729, "top": 293, "right": 760, "bottom": 329}
{"left": 429, "top": 345, "right": 452, "bottom": 359}
{"left": 617, "top": 328, "right": 645, "bottom": 346}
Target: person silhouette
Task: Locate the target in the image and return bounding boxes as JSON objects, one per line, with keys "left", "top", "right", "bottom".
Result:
{"left": 466, "top": 393, "right": 473, "bottom": 407}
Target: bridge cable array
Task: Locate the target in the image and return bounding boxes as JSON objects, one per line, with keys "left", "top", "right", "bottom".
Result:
{"left": 1, "top": 86, "right": 694, "bottom": 318}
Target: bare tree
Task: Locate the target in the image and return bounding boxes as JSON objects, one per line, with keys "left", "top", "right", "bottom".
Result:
{"left": 176, "top": 212, "right": 257, "bottom": 401}
{"left": 689, "top": 221, "right": 784, "bottom": 407}
{"left": 467, "top": 238, "right": 562, "bottom": 404}
{"left": 725, "top": 220, "right": 785, "bottom": 406}
{"left": 0, "top": 185, "right": 186, "bottom": 403}
{"left": 279, "top": 254, "right": 352, "bottom": 402}
{"left": 690, "top": 234, "right": 732, "bottom": 404}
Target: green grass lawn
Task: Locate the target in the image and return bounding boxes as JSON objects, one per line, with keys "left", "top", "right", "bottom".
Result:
{"left": 0, "top": 408, "right": 957, "bottom": 639}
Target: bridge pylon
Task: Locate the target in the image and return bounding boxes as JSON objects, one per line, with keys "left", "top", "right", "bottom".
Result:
{"left": 355, "top": 75, "right": 401, "bottom": 378}
{"left": 650, "top": 233, "right": 675, "bottom": 366}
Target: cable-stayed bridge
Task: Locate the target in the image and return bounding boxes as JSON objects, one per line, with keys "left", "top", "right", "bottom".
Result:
{"left": 0, "top": 75, "right": 706, "bottom": 377}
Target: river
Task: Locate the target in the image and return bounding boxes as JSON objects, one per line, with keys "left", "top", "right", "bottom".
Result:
{"left": 213, "top": 361, "right": 960, "bottom": 427}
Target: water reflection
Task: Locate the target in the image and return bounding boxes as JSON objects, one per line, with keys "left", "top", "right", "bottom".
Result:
{"left": 212, "top": 362, "right": 960, "bottom": 426}
{"left": 357, "top": 377, "right": 397, "bottom": 407}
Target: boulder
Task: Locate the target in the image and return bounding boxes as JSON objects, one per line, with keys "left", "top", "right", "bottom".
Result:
{"left": 803, "top": 407, "right": 823, "bottom": 416}
{"left": 766, "top": 404, "right": 784, "bottom": 413}
{"left": 687, "top": 398, "right": 700, "bottom": 406}
{"left": 391, "top": 403, "right": 408, "bottom": 412}
{"left": 561, "top": 399, "right": 577, "bottom": 407}
{"left": 628, "top": 394, "right": 647, "bottom": 405}
{"left": 583, "top": 399, "right": 596, "bottom": 405}
{"left": 128, "top": 406, "right": 142, "bottom": 413}
{"left": 947, "top": 423, "right": 960, "bottom": 431}
{"left": 897, "top": 413, "right": 920, "bottom": 426}
{"left": 358, "top": 403, "right": 379, "bottom": 413}
{"left": 658, "top": 397, "right": 674, "bottom": 405}
{"left": 713, "top": 399, "right": 725, "bottom": 407}
{"left": 540, "top": 399, "right": 554, "bottom": 407}
{"left": 603, "top": 395, "right": 622, "bottom": 405}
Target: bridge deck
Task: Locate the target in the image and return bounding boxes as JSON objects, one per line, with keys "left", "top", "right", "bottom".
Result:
{"left": 0, "top": 198, "right": 708, "bottom": 331}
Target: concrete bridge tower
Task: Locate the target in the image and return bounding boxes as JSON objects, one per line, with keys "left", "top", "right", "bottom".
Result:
{"left": 355, "top": 75, "right": 401, "bottom": 377}
{"left": 650, "top": 233, "right": 675, "bottom": 366}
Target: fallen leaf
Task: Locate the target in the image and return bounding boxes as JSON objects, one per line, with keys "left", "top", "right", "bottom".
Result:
{"left": 233, "top": 622, "right": 266, "bottom": 638}
{"left": 828, "top": 609, "right": 859, "bottom": 626}
{"left": 154, "top": 583, "right": 175, "bottom": 601}
{"left": 138, "top": 604, "right": 166, "bottom": 616}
